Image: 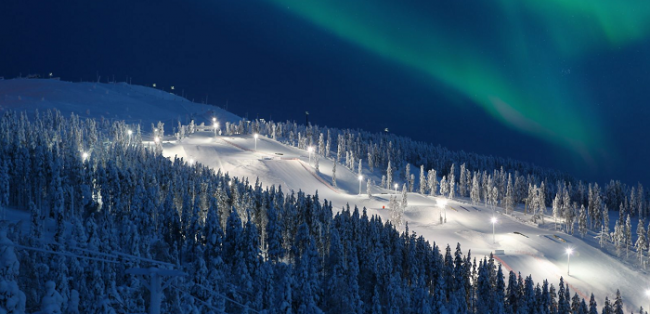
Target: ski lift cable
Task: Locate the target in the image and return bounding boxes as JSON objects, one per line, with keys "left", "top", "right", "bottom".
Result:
{"left": 56, "top": 243, "right": 175, "bottom": 267}
{"left": 170, "top": 284, "right": 260, "bottom": 314}
{"left": 11, "top": 243, "right": 119, "bottom": 264}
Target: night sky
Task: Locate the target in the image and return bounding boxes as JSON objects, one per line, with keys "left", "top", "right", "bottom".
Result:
{"left": 2, "top": 0, "right": 650, "bottom": 185}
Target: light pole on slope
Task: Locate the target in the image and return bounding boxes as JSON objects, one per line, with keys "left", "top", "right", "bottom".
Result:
{"left": 566, "top": 248, "right": 573, "bottom": 275}
{"left": 308, "top": 146, "right": 313, "bottom": 166}
{"left": 358, "top": 175, "right": 363, "bottom": 195}
{"left": 491, "top": 217, "right": 497, "bottom": 244}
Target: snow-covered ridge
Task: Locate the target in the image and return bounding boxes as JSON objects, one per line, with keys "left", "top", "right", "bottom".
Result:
{"left": 0, "top": 78, "right": 241, "bottom": 127}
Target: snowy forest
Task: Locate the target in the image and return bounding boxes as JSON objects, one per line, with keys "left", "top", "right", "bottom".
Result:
{"left": 0, "top": 109, "right": 644, "bottom": 313}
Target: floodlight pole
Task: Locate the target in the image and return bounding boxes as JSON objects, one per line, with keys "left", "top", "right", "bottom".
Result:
{"left": 358, "top": 175, "right": 363, "bottom": 195}
{"left": 491, "top": 217, "right": 497, "bottom": 244}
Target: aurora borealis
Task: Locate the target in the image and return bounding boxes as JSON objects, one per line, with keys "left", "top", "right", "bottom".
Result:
{"left": 266, "top": 0, "right": 650, "bottom": 170}
{"left": 3, "top": 0, "right": 650, "bottom": 183}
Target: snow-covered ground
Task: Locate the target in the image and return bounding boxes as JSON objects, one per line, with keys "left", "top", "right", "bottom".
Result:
{"left": 1, "top": 79, "right": 647, "bottom": 312}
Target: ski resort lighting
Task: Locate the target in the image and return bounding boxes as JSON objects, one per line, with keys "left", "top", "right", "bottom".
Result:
{"left": 212, "top": 117, "right": 216, "bottom": 122}
{"left": 308, "top": 146, "right": 313, "bottom": 165}
{"left": 437, "top": 199, "right": 448, "bottom": 223}
{"left": 358, "top": 175, "right": 363, "bottom": 195}
{"left": 153, "top": 83, "right": 156, "bottom": 88}
{"left": 171, "top": 86, "right": 174, "bottom": 90}
{"left": 82, "top": 152, "right": 89, "bottom": 161}
{"left": 566, "top": 248, "right": 573, "bottom": 275}
{"left": 254, "top": 133, "right": 259, "bottom": 151}
{"left": 127, "top": 129, "right": 133, "bottom": 145}
{"left": 491, "top": 217, "right": 497, "bottom": 244}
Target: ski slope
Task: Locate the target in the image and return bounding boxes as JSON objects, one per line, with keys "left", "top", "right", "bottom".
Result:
{"left": 1, "top": 79, "right": 647, "bottom": 312}
{"left": 163, "top": 130, "right": 649, "bottom": 312}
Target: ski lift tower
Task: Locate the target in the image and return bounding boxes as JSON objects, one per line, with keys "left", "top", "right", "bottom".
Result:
{"left": 126, "top": 267, "right": 186, "bottom": 314}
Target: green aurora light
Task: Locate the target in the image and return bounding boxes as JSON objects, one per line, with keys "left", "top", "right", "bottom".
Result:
{"left": 265, "top": 0, "right": 650, "bottom": 164}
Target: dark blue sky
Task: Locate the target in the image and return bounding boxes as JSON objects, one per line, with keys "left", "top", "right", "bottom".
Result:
{"left": 2, "top": 0, "right": 650, "bottom": 186}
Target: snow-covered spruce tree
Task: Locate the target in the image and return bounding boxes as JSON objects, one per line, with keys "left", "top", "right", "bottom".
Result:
{"left": 440, "top": 176, "right": 448, "bottom": 198}
{"left": 318, "top": 133, "right": 325, "bottom": 156}
{"left": 626, "top": 214, "right": 632, "bottom": 258}
{"left": 490, "top": 186, "right": 498, "bottom": 211}
{"left": 331, "top": 162, "right": 337, "bottom": 187}
{"left": 386, "top": 161, "right": 393, "bottom": 190}
{"left": 405, "top": 163, "right": 411, "bottom": 192}
{"left": 635, "top": 220, "right": 647, "bottom": 267}
{"left": 419, "top": 165, "right": 426, "bottom": 195}
{"left": 459, "top": 163, "right": 467, "bottom": 197}
{"left": 409, "top": 174, "right": 415, "bottom": 193}
{"left": 427, "top": 169, "right": 437, "bottom": 197}
{"left": 613, "top": 220, "right": 625, "bottom": 257}
{"left": 579, "top": 205, "right": 588, "bottom": 238}
{"left": 553, "top": 193, "right": 561, "bottom": 230}
{"left": 563, "top": 191, "right": 573, "bottom": 233}
{"left": 449, "top": 177, "right": 456, "bottom": 200}
{"left": 401, "top": 183, "right": 408, "bottom": 209}
{"left": 0, "top": 223, "right": 26, "bottom": 314}
{"left": 471, "top": 173, "right": 480, "bottom": 205}
{"left": 538, "top": 183, "right": 546, "bottom": 224}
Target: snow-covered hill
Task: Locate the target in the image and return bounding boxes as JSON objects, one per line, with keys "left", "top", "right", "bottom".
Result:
{"left": 0, "top": 78, "right": 240, "bottom": 128}
{"left": 1, "top": 78, "right": 647, "bottom": 312}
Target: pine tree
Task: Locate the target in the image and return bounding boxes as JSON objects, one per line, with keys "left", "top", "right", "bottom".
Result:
{"left": 440, "top": 176, "right": 449, "bottom": 198}
{"left": 613, "top": 289, "right": 624, "bottom": 314}
{"left": 490, "top": 186, "right": 499, "bottom": 211}
{"left": 601, "top": 205, "right": 609, "bottom": 243}
{"left": 636, "top": 220, "right": 647, "bottom": 266}
{"left": 589, "top": 293, "right": 598, "bottom": 314}
{"left": 332, "top": 162, "right": 337, "bottom": 187}
{"left": 405, "top": 163, "right": 411, "bottom": 191}
{"left": 563, "top": 190, "right": 573, "bottom": 233}
{"left": 613, "top": 220, "right": 625, "bottom": 257}
{"left": 579, "top": 205, "right": 588, "bottom": 238}
{"left": 367, "top": 179, "right": 372, "bottom": 198}
{"left": 505, "top": 174, "right": 514, "bottom": 215}
{"left": 471, "top": 173, "right": 481, "bottom": 205}
{"left": 602, "top": 296, "right": 612, "bottom": 314}
{"left": 386, "top": 161, "right": 393, "bottom": 190}
{"left": 449, "top": 175, "right": 456, "bottom": 199}
{"left": 459, "top": 163, "right": 467, "bottom": 197}
{"left": 626, "top": 214, "right": 633, "bottom": 258}
{"left": 419, "top": 165, "right": 426, "bottom": 194}
{"left": 427, "top": 169, "right": 438, "bottom": 196}
{"left": 401, "top": 184, "right": 408, "bottom": 209}
{"left": 0, "top": 225, "right": 27, "bottom": 313}
{"left": 553, "top": 193, "right": 561, "bottom": 230}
